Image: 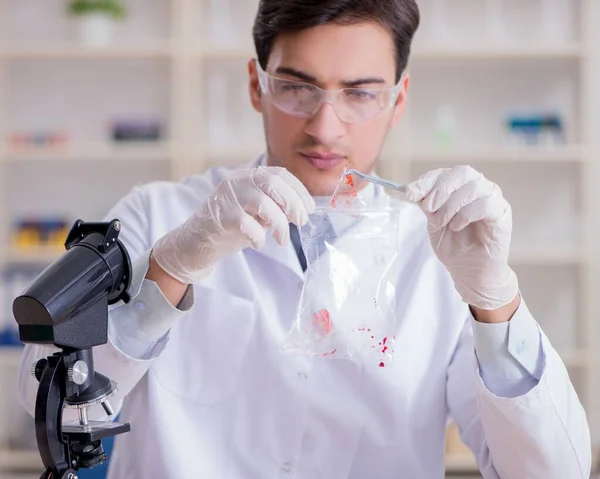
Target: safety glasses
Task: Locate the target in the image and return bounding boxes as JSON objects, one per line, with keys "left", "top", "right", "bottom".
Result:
{"left": 256, "top": 61, "right": 404, "bottom": 124}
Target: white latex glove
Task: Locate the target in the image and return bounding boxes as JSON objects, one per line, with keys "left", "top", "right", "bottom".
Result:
{"left": 152, "top": 166, "right": 315, "bottom": 284}
{"left": 405, "top": 165, "right": 518, "bottom": 310}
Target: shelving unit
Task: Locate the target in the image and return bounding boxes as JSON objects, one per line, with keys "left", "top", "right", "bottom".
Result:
{"left": 4, "top": 142, "right": 173, "bottom": 162}
{"left": 0, "top": 0, "right": 598, "bottom": 476}
{"left": 0, "top": 43, "right": 174, "bottom": 58}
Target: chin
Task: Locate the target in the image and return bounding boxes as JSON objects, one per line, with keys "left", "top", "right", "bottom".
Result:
{"left": 301, "top": 176, "right": 339, "bottom": 197}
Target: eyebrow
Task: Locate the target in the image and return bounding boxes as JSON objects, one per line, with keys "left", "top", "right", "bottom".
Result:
{"left": 274, "top": 66, "right": 387, "bottom": 87}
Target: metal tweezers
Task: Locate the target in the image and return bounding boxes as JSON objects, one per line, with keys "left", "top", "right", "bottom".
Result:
{"left": 344, "top": 168, "right": 407, "bottom": 193}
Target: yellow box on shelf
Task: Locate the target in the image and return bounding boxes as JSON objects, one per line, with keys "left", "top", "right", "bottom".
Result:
{"left": 9, "top": 218, "right": 69, "bottom": 263}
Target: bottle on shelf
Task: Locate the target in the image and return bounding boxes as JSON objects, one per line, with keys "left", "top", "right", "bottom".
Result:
{"left": 434, "top": 105, "right": 457, "bottom": 150}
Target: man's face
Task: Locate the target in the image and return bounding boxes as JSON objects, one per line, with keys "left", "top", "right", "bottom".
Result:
{"left": 248, "top": 22, "right": 409, "bottom": 197}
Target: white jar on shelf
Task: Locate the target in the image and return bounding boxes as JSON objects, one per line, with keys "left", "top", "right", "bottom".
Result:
{"left": 76, "top": 13, "right": 116, "bottom": 47}
{"left": 434, "top": 105, "right": 457, "bottom": 149}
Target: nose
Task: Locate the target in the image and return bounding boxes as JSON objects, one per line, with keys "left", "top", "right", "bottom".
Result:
{"left": 304, "top": 101, "right": 346, "bottom": 145}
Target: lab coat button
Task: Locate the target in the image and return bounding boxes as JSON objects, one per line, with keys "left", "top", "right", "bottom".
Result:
{"left": 281, "top": 462, "right": 293, "bottom": 473}
{"left": 297, "top": 371, "right": 308, "bottom": 380}
{"left": 134, "top": 301, "right": 146, "bottom": 312}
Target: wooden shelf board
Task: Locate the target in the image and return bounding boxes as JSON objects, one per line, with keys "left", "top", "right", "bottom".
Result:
{"left": 0, "top": 43, "right": 173, "bottom": 59}
{"left": 4, "top": 142, "right": 172, "bottom": 162}
{"left": 406, "top": 145, "right": 585, "bottom": 163}
{"left": 411, "top": 45, "right": 583, "bottom": 61}
{"left": 199, "top": 45, "right": 583, "bottom": 62}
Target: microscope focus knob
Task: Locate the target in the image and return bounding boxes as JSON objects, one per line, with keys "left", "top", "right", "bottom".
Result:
{"left": 31, "top": 358, "right": 47, "bottom": 381}
{"left": 68, "top": 360, "right": 89, "bottom": 385}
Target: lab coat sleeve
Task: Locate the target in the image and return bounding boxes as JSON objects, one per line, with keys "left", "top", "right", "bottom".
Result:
{"left": 17, "top": 184, "right": 191, "bottom": 423}
{"left": 470, "top": 299, "right": 543, "bottom": 398}
{"left": 446, "top": 304, "right": 591, "bottom": 478}
{"left": 107, "top": 250, "right": 194, "bottom": 360}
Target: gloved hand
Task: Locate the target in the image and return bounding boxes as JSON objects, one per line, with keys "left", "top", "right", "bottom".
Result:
{"left": 405, "top": 165, "right": 518, "bottom": 310}
{"left": 152, "top": 166, "right": 315, "bottom": 284}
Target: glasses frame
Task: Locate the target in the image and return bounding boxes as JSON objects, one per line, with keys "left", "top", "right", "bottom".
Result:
{"left": 255, "top": 60, "right": 405, "bottom": 124}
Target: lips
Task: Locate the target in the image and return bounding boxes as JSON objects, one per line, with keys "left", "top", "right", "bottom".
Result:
{"left": 301, "top": 152, "right": 345, "bottom": 170}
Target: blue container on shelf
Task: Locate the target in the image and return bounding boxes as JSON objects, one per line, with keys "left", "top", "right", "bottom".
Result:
{"left": 505, "top": 112, "right": 564, "bottom": 146}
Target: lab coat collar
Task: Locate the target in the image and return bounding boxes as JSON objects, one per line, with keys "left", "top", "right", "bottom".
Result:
{"left": 244, "top": 154, "right": 305, "bottom": 279}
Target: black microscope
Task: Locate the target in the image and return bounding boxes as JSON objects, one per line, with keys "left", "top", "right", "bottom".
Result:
{"left": 12, "top": 219, "right": 133, "bottom": 479}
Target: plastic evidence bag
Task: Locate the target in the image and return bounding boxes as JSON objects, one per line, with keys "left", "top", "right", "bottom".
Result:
{"left": 282, "top": 195, "right": 404, "bottom": 368}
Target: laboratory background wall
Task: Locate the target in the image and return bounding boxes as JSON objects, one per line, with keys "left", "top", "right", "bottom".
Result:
{"left": 0, "top": 1, "right": 598, "bottom": 478}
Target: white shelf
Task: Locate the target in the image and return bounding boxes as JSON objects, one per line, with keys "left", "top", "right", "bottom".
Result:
{"left": 199, "top": 45, "right": 584, "bottom": 62}
{"left": 411, "top": 44, "right": 584, "bottom": 61}
{"left": 3, "top": 142, "right": 172, "bottom": 162}
{"left": 0, "top": 43, "right": 173, "bottom": 59}
{"left": 0, "top": 449, "right": 41, "bottom": 471}
{"left": 407, "top": 145, "right": 586, "bottom": 163}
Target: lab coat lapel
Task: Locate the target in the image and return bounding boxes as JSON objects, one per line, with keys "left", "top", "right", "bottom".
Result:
{"left": 242, "top": 157, "right": 384, "bottom": 281}
{"left": 243, "top": 153, "right": 305, "bottom": 280}
{"left": 246, "top": 227, "right": 305, "bottom": 279}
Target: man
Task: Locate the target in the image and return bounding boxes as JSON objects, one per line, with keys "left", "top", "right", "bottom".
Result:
{"left": 19, "top": 0, "right": 591, "bottom": 477}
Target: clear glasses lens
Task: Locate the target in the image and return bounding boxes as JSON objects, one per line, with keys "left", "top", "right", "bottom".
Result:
{"left": 261, "top": 74, "right": 399, "bottom": 123}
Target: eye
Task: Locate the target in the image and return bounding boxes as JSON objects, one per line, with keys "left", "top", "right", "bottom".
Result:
{"left": 280, "top": 82, "right": 316, "bottom": 93}
{"left": 283, "top": 84, "right": 308, "bottom": 91}
{"left": 345, "top": 89, "right": 376, "bottom": 101}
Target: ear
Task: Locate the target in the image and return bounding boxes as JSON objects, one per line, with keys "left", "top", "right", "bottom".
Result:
{"left": 248, "top": 58, "right": 263, "bottom": 113}
{"left": 390, "top": 73, "right": 410, "bottom": 129}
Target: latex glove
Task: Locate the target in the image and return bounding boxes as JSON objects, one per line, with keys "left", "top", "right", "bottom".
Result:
{"left": 152, "top": 166, "right": 315, "bottom": 284}
{"left": 405, "top": 165, "right": 518, "bottom": 310}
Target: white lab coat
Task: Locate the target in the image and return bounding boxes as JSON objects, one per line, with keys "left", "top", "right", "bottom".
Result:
{"left": 17, "top": 158, "right": 591, "bottom": 478}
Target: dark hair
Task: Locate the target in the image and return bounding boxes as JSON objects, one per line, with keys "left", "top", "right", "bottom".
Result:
{"left": 252, "top": 0, "right": 420, "bottom": 82}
